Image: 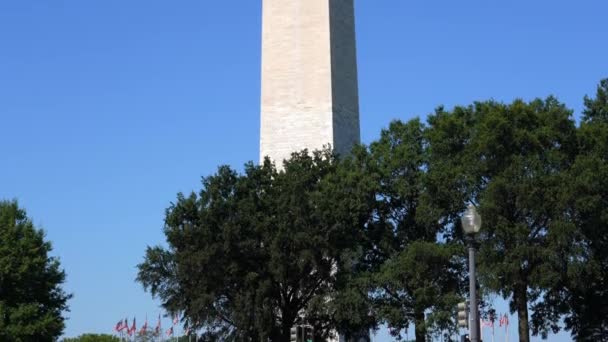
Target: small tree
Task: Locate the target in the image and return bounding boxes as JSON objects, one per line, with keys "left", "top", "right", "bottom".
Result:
{"left": 62, "top": 334, "right": 120, "bottom": 342}
{"left": 0, "top": 200, "right": 72, "bottom": 341}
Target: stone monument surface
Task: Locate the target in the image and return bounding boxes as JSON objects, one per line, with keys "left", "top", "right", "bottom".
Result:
{"left": 260, "top": 0, "right": 360, "bottom": 163}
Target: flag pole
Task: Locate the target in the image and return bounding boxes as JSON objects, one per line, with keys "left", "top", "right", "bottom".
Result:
{"left": 505, "top": 325, "right": 508, "bottom": 342}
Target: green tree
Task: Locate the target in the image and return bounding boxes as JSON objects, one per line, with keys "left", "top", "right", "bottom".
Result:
{"left": 0, "top": 200, "right": 72, "bottom": 342}
{"left": 582, "top": 78, "right": 608, "bottom": 123}
{"left": 62, "top": 333, "right": 194, "bottom": 342}
{"left": 426, "top": 98, "right": 578, "bottom": 341}
{"left": 134, "top": 329, "right": 166, "bottom": 342}
{"left": 137, "top": 150, "right": 372, "bottom": 341}
{"left": 62, "top": 333, "right": 119, "bottom": 342}
{"left": 562, "top": 79, "right": 608, "bottom": 340}
{"left": 348, "top": 120, "right": 465, "bottom": 341}
{"left": 374, "top": 241, "right": 462, "bottom": 342}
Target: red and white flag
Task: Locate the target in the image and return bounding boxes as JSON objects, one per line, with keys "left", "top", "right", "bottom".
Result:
{"left": 166, "top": 326, "right": 174, "bottom": 336}
{"left": 155, "top": 314, "right": 161, "bottom": 335}
{"left": 128, "top": 317, "right": 136, "bottom": 336}
{"left": 139, "top": 317, "right": 148, "bottom": 335}
{"left": 114, "top": 319, "right": 124, "bottom": 332}
{"left": 499, "top": 314, "right": 509, "bottom": 327}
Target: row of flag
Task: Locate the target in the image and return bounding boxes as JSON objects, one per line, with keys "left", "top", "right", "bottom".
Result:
{"left": 115, "top": 312, "right": 510, "bottom": 338}
{"left": 481, "top": 313, "right": 511, "bottom": 342}
{"left": 481, "top": 313, "right": 510, "bottom": 328}
{"left": 114, "top": 313, "right": 183, "bottom": 337}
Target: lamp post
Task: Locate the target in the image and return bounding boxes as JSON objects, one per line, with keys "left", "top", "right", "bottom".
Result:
{"left": 461, "top": 204, "right": 482, "bottom": 342}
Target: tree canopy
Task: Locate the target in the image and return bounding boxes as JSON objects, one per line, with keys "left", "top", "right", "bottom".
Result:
{"left": 0, "top": 200, "right": 72, "bottom": 342}
{"left": 561, "top": 79, "right": 608, "bottom": 340}
{"left": 62, "top": 334, "right": 120, "bottom": 342}
{"left": 138, "top": 78, "right": 608, "bottom": 342}
{"left": 426, "top": 97, "right": 579, "bottom": 342}
{"left": 344, "top": 120, "right": 465, "bottom": 341}
{"left": 137, "top": 150, "right": 373, "bottom": 341}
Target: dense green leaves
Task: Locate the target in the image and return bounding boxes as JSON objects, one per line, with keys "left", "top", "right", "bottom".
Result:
{"left": 138, "top": 78, "right": 608, "bottom": 342}
{"left": 427, "top": 97, "right": 579, "bottom": 342}
{"left": 0, "top": 200, "right": 72, "bottom": 342}
{"left": 583, "top": 79, "right": 608, "bottom": 123}
{"left": 62, "top": 334, "right": 120, "bottom": 342}
{"left": 562, "top": 79, "right": 608, "bottom": 340}
{"left": 61, "top": 332, "right": 188, "bottom": 342}
{"left": 373, "top": 242, "right": 463, "bottom": 341}
{"left": 347, "top": 120, "right": 466, "bottom": 341}
{"left": 137, "top": 150, "right": 372, "bottom": 341}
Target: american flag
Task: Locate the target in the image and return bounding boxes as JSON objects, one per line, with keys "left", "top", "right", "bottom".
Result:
{"left": 139, "top": 317, "right": 148, "bottom": 335}
{"left": 128, "top": 318, "right": 136, "bottom": 336}
{"left": 114, "top": 319, "right": 125, "bottom": 332}
{"left": 155, "top": 314, "right": 161, "bottom": 335}
{"left": 499, "top": 313, "right": 509, "bottom": 327}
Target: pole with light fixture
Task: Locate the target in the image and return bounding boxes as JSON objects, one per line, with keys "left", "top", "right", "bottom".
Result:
{"left": 461, "top": 204, "right": 482, "bottom": 342}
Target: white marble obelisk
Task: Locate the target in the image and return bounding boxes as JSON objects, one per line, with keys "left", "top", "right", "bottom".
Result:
{"left": 260, "top": 0, "right": 360, "bottom": 163}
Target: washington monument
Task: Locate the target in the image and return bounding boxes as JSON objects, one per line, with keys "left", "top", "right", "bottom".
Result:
{"left": 259, "top": 1, "right": 367, "bottom": 340}
{"left": 260, "top": 0, "right": 360, "bottom": 163}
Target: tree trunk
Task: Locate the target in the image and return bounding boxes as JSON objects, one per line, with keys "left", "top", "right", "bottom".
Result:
{"left": 280, "top": 322, "right": 292, "bottom": 342}
{"left": 514, "top": 284, "right": 530, "bottom": 342}
{"left": 414, "top": 310, "right": 427, "bottom": 342}
{"left": 277, "top": 324, "right": 291, "bottom": 342}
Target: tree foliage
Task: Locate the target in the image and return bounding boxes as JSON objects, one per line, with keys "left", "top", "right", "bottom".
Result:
{"left": 426, "top": 97, "right": 579, "bottom": 342}
{"left": 137, "top": 150, "right": 372, "bottom": 341}
{"left": 373, "top": 241, "right": 462, "bottom": 341}
{"left": 0, "top": 200, "right": 72, "bottom": 342}
{"left": 61, "top": 333, "right": 194, "bottom": 342}
{"left": 346, "top": 120, "right": 465, "bottom": 341}
{"left": 62, "top": 334, "right": 119, "bottom": 342}
{"left": 562, "top": 79, "right": 608, "bottom": 341}
{"left": 137, "top": 78, "right": 608, "bottom": 342}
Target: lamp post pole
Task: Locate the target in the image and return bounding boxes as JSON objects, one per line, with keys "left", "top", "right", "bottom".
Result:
{"left": 469, "top": 240, "right": 480, "bottom": 342}
{"left": 461, "top": 204, "right": 482, "bottom": 342}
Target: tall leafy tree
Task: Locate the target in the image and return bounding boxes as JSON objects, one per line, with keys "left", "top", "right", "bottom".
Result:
{"left": 351, "top": 120, "right": 465, "bottom": 341}
{"left": 137, "top": 150, "right": 372, "bottom": 341}
{"left": 0, "top": 200, "right": 72, "bottom": 342}
{"left": 426, "top": 98, "right": 578, "bottom": 341}
{"left": 562, "top": 79, "right": 608, "bottom": 340}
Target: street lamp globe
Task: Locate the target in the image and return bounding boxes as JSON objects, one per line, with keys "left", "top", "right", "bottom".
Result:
{"left": 461, "top": 204, "right": 482, "bottom": 235}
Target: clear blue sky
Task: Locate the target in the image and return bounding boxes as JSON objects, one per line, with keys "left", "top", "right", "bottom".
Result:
{"left": 1, "top": 1, "right": 606, "bottom": 340}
